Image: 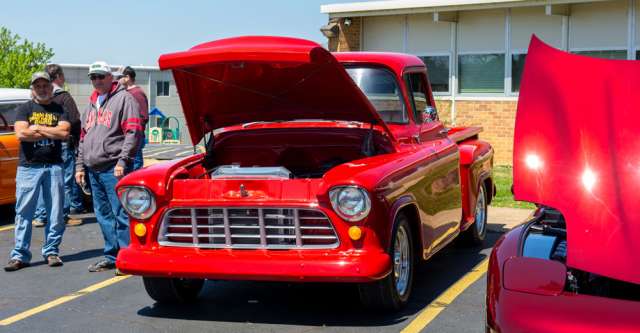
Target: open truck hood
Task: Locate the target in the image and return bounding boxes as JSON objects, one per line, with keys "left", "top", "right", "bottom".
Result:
{"left": 513, "top": 36, "right": 640, "bottom": 284}
{"left": 158, "top": 36, "right": 392, "bottom": 144}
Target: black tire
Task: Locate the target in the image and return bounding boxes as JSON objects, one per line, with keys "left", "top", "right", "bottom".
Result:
{"left": 358, "top": 214, "right": 414, "bottom": 311}
{"left": 143, "top": 277, "right": 204, "bottom": 303}
{"left": 460, "top": 183, "right": 488, "bottom": 246}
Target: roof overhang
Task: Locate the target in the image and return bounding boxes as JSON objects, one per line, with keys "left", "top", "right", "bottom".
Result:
{"left": 321, "top": 0, "right": 609, "bottom": 18}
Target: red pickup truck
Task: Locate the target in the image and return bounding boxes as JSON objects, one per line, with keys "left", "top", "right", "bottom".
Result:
{"left": 116, "top": 36, "right": 495, "bottom": 310}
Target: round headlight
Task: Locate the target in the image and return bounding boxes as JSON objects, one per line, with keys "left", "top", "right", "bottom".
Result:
{"left": 118, "top": 186, "right": 156, "bottom": 220}
{"left": 329, "top": 186, "right": 371, "bottom": 222}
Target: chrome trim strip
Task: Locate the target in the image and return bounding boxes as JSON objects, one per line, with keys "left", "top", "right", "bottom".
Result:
{"left": 190, "top": 209, "right": 198, "bottom": 246}
{"left": 223, "top": 209, "right": 231, "bottom": 247}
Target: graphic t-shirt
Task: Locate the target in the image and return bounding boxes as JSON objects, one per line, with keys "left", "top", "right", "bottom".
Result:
{"left": 15, "top": 100, "right": 69, "bottom": 166}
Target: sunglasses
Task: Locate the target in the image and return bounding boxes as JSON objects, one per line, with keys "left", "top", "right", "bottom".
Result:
{"left": 89, "top": 74, "right": 106, "bottom": 81}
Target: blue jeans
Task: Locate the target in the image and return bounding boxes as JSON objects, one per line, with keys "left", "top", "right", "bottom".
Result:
{"left": 132, "top": 138, "right": 145, "bottom": 171}
{"left": 10, "top": 165, "right": 65, "bottom": 263}
{"left": 34, "top": 142, "right": 84, "bottom": 222}
{"left": 87, "top": 166, "right": 130, "bottom": 263}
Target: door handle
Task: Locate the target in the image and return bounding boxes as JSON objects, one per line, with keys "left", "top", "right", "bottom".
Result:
{"left": 439, "top": 128, "right": 449, "bottom": 136}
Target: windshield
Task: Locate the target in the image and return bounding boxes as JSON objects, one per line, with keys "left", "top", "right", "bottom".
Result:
{"left": 345, "top": 67, "right": 408, "bottom": 124}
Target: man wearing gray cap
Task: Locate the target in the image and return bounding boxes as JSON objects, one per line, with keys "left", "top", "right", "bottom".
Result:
{"left": 75, "top": 61, "right": 142, "bottom": 272}
{"left": 4, "top": 72, "right": 71, "bottom": 272}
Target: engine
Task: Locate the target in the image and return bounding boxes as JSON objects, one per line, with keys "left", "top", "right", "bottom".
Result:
{"left": 522, "top": 207, "right": 640, "bottom": 302}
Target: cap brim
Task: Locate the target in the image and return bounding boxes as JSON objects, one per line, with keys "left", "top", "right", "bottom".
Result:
{"left": 87, "top": 70, "right": 110, "bottom": 76}
{"left": 30, "top": 77, "right": 51, "bottom": 85}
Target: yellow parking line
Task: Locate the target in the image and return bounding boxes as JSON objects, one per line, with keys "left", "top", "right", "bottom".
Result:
{"left": 0, "top": 275, "right": 130, "bottom": 326}
{"left": 0, "top": 225, "right": 14, "bottom": 232}
{"left": 401, "top": 258, "right": 489, "bottom": 333}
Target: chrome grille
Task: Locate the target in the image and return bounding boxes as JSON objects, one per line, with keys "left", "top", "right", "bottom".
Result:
{"left": 158, "top": 207, "right": 339, "bottom": 249}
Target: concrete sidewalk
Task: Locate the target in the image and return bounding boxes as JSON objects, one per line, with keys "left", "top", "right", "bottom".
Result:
{"left": 487, "top": 206, "right": 533, "bottom": 232}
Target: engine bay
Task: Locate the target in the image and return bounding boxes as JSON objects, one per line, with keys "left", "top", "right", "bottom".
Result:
{"left": 522, "top": 207, "right": 640, "bottom": 302}
{"left": 198, "top": 127, "right": 393, "bottom": 179}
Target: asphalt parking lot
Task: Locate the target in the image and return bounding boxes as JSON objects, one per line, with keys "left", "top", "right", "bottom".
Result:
{"left": 0, "top": 202, "right": 530, "bottom": 333}
{"left": 142, "top": 144, "right": 203, "bottom": 161}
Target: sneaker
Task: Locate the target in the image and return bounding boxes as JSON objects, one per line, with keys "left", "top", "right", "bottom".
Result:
{"left": 47, "top": 255, "right": 63, "bottom": 267}
{"left": 69, "top": 208, "right": 86, "bottom": 215}
{"left": 88, "top": 259, "right": 115, "bottom": 272}
{"left": 32, "top": 219, "right": 46, "bottom": 228}
{"left": 4, "top": 259, "right": 29, "bottom": 272}
{"left": 80, "top": 182, "right": 92, "bottom": 196}
{"left": 66, "top": 218, "right": 83, "bottom": 226}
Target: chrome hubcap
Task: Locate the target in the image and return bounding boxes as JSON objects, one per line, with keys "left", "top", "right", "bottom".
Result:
{"left": 393, "top": 225, "right": 410, "bottom": 296}
{"left": 475, "top": 186, "right": 486, "bottom": 235}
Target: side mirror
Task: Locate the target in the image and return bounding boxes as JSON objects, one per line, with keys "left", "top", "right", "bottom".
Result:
{"left": 422, "top": 106, "right": 438, "bottom": 122}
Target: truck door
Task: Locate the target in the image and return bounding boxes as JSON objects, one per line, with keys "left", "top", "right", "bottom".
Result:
{"left": 404, "top": 71, "right": 463, "bottom": 257}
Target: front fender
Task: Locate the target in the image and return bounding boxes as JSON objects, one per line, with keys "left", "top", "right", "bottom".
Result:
{"left": 117, "top": 153, "right": 204, "bottom": 197}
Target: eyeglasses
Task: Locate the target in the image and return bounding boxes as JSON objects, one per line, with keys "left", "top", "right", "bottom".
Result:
{"left": 89, "top": 74, "right": 106, "bottom": 81}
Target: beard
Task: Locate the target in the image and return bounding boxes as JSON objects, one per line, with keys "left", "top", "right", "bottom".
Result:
{"left": 33, "top": 92, "right": 52, "bottom": 103}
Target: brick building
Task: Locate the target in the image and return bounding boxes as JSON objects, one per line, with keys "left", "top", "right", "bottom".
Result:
{"left": 321, "top": 0, "right": 638, "bottom": 164}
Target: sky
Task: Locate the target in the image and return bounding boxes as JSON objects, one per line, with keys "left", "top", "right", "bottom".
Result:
{"left": 0, "top": 0, "right": 360, "bottom": 67}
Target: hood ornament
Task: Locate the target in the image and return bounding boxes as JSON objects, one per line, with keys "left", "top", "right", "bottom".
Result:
{"left": 240, "top": 184, "right": 249, "bottom": 197}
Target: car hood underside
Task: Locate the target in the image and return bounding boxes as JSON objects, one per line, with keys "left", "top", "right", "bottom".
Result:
{"left": 513, "top": 36, "right": 640, "bottom": 284}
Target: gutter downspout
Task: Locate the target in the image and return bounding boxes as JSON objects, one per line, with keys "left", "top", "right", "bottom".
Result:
{"left": 451, "top": 20, "right": 458, "bottom": 126}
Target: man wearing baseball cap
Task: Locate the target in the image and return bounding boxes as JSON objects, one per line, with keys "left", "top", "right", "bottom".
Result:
{"left": 5, "top": 72, "right": 70, "bottom": 272}
{"left": 75, "top": 61, "right": 142, "bottom": 272}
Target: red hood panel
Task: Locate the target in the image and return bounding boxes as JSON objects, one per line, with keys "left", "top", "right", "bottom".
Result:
{"left": 514, "top": 36, "right": 640, "bottom": 284}
{"left": 158, "top": 36, "right": 389, "bottom": 144}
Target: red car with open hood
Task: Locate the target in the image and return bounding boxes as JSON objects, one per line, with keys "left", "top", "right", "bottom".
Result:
{"left": 486, "top": 36, "right": 640, "bottom": 332}
{"left": 115, "top": 36, "right": 495, "bottom": 310}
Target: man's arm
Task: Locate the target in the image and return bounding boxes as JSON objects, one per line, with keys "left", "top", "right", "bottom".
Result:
{"left": 117, "top": 94, "right": 143, "bottom": 168}
{"left": 14, "top": 121, "right": 44, "bottom": 142}
{"left": 34, "top": 121, "right": 70, "bottom": 140}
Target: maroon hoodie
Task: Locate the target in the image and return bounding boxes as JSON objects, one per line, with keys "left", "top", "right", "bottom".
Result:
{"left": 76, "top": 82, "right": 142, "bottom": 172}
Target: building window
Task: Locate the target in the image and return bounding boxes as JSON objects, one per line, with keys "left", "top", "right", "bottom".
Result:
{"left": 419, "top": 56, "right": 449, "bottom": 93}
{"left": 511, "top": 54, "right": 526, "bottom": 93}
{"left": 156, "top": 81, "right": 170, "bottom": 96}
{"left": 573, "top": 50, "right": 627, "bottom": 60}
{"left": 459, "top": 54, "right": 505, "bottom": 93}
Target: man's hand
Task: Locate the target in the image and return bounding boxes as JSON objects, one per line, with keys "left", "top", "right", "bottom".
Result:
{"left": 114, "top": 165, "right": 125, "bottom": 178}
{"left": 75, "top": 171, "right": 85, "bottom": 186}
{"left": 28, "top": 124, "right": 39, "bottom": 132}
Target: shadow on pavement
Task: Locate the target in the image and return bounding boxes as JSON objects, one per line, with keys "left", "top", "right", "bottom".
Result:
{"left": 0, "top": 204, "right": 15, "bottom": 226}
{"left": 60, "top": 248, "right": 103, "bottom": 263}
{"left": 136, "top": 230, "right": 504, "bottom": 327}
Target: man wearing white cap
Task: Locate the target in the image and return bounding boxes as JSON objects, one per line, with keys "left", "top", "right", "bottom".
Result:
{"left": 75, "top": 61, "right": 142, "bottom": 272}
{"left": 5, "top": 72, "right": 70, "bottom": 272}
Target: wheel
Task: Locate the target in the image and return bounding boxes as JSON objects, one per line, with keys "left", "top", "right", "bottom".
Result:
{"left": 460, "top": 183, "right": 488, "bottom": 246}
{"left": 358, "top": 214, "right": 414, "bottom": 310}
{"left": 143, "top": 277, "right": 204, "bottom": 303}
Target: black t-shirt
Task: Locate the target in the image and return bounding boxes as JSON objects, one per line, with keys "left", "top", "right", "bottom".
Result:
{"left": 15, "top": 101, "right": 69, "bottom": 166}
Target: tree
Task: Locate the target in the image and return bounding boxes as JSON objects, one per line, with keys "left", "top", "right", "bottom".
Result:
{"left": 0, "top": 27, "right": 54, "bottom": 89}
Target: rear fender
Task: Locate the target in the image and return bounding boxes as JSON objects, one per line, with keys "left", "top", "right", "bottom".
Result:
{"left": 458, "top": 140, "right": 494, "bottom": 230}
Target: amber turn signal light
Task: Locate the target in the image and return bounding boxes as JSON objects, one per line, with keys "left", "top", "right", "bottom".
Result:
{"left": 134, "top": 223, "right": 147, "bottom": 237}
{"left": 348, "top": 226, "right": 362, "bottom": 240}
